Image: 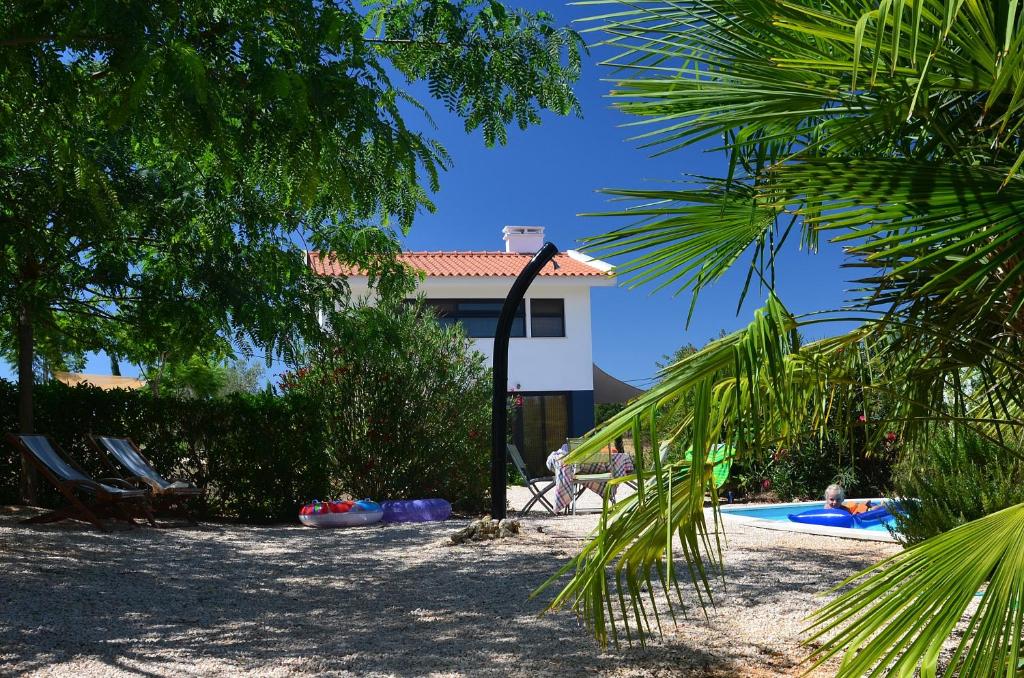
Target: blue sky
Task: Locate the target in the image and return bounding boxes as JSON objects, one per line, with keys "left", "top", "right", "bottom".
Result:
{"left": 1, "top": 2, "right": 853, "bottom": 388}
{"left": 394, "top": 2, "right": 852, "bottom": 387}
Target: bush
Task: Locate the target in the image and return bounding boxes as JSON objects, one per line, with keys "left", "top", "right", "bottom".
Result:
{"left": 890, "top": 427, "right": 1024, "bottom": 546}
{"left": 0, "top": 380, "right": 332, "bottom": 522}
{"left": 0, "top": 306, "right": 493, "bottom": 519}
{"left": 283, "top": 302, "right": 492, "bottom": 513}
{"left": 730, "top": 428, "right": 897, "bottom": 501}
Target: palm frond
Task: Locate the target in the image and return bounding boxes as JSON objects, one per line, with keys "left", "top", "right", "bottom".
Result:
{"left": 579, "top": 179, "right": 787, "bottom": 317}
{"left": 806, "top": 502, "right": 1024, "bottom": 677}
{"left": 538, "top": 295, "right": 875, "bottom": 644}
{"left": 560, "top": 1, "right": 1024, "bottom": 673}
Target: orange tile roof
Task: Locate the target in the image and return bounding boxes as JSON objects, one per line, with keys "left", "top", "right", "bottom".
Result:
{"left": 307, "top": 251, "right": 609, "bottom": 278}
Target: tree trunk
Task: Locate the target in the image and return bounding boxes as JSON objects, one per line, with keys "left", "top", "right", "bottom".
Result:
{"left": 110, "top": 354, "right": 121, "bottom": 376}
{"left": 17, "top": 302, "right": 38, "bottom": 504}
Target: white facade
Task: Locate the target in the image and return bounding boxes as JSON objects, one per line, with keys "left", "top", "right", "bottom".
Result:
{"left": 346, "top": 273, "right": 611, "bottom": 393}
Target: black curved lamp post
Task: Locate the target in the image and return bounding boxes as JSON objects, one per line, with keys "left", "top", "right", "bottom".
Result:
{"left": 491, "top": 241, "right": 559, "bottom": 519}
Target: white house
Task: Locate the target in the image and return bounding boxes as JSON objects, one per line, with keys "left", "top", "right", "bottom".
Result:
{"left": 307, "top": 226, "right": 629, "bottom": 475}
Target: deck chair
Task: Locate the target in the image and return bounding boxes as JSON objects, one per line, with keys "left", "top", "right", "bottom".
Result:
{"left": 88, "top": 435, "right": 202, "bottom": 524}
{"left": 506, "top": 443, "right": 557, "bottom": 515}
{"left": 5, "top": 433, "right": 153, "bottom": 531}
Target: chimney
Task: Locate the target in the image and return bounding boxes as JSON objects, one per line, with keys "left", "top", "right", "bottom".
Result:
{"left": 502, "top": 226, "right": 545, "bottom": 254}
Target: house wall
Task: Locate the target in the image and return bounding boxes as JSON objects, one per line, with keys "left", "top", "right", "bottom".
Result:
{"left": 347, "top": 276, "right": 598, "bottom": 393}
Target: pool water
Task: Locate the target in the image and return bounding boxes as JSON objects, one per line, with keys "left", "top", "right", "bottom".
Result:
{"left": 725, "top": 502, "right": 896, "bottom": 532}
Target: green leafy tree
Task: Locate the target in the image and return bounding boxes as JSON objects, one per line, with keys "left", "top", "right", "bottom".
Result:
{"left": 148, "top": 355, "right": 228, "bottom": 400}
{"left": 283, "top": 301, "right": 492, "bottom": 511}
{"left": 145, "top": 355, "right": 266, "bottom": 398}
{"left": 535, "top": 1, "right": 1024, "bottom": 675}
{"left": 0, "top": 1, "right": 583, "bottom": 500}
{"left": 219, "top": 360, "right": 265, "bottom": 396}
{"left": 594, "top": 402, "right": 625, "bottom": 427}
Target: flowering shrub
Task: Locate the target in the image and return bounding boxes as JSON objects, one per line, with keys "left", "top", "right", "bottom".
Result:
{"left": 284, "top": 302, "right": 492, "bottom": 512}
{"left": 731, "top": 428, "right": 897, "bottom": 501}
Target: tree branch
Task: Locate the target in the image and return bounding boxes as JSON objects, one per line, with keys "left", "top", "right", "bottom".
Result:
{"left": 362, "top": 38, "right": 450, "bottom": 46}
{"left": 0, "top": 34, "right": 114, "bottom": 48}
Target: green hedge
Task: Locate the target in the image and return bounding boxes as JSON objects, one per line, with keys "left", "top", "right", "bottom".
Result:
{"left": 1, "top": 311, "right": 495, "bottom": 521}
{"left": 0, "top": 381, "right": 335, "bottom": 522}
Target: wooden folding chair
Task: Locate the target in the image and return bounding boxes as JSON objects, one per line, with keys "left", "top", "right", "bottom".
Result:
{"left": 88, "top": 435, "right": 203, "bottom": 525}
{"left": 5, "top": 433, "right": 154, "bottom": 531}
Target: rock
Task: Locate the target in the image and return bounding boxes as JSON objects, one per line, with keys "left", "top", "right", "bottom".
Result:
{"left": 449, "top": 517, "right": 522, "bottom": 545}
{"left": 497, "top": 519, "right": 521, "bottom": 539}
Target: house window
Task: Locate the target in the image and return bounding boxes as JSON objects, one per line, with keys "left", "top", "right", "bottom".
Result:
{"left": 530, "top": 298, "right": 565, "bottom": 337}
{"left": 423, "top": 299, "right": 525, "bottom": 338}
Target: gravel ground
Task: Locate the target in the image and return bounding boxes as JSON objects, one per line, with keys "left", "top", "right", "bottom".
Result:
{"left": 0, "top": 494, "right": 899, "bottom": 677}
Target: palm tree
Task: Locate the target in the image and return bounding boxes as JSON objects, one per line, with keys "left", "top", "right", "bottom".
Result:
{"left": 536, "top": 1, "right": 1024, "bottom": 675}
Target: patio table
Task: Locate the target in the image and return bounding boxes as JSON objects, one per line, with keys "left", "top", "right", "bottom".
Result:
{"left": 546, "top": 444, "right": 635, "bottom": 513}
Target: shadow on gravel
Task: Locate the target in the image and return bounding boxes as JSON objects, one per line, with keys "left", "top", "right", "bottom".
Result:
{"left": 0, "top": 507, "right": 768, "bottom": 677}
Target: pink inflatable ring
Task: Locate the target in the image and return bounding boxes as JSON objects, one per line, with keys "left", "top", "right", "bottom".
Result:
{"left": 299, "top": 499, "right": 383, "bottom": 528}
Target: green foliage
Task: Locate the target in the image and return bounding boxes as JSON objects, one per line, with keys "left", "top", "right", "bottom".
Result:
{"left": 219, "top": 360, "right": 266, "bottom": 396}
{"left": 145, "top": 356, "right": 265, "bottom": 399}
{"left": 366, "top": 1, "right": 584, "bottom": 146}
{"left": 0, "top": 1, "right": 583, "bottom": 419}
{"left": 594, "top": 402, "right": 625, "bottom": 427}
{"left": 150, "top": 356, "right": 229, "bottom": 399}
{"left": 891, "top": 428, "right": 1024, "bottom": 547}
{"left": 284, "top": 302, "right": 492, "bottom": 512}
{"left": 540, "top": 1, "right": 1024, "bottom": 671}
{"left": 733, "top": 429, "right": 897, "bottom": 501}
{"left": 0, "top": 302, "right": 494, "bottom": 516}
{"left": 807, "top": 504, "right": 1024, "bottom": 677}
{"left": 0, "top": 380, "right": 332, "bottom": 523}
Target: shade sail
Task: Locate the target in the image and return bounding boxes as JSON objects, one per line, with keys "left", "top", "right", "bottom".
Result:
{"left": 593, "top": 364, "right": 644, "bottom": 404}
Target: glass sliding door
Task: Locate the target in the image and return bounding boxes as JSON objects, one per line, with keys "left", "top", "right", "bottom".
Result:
{"left": 513, "top": 393, "right": 570, "bottom": 478}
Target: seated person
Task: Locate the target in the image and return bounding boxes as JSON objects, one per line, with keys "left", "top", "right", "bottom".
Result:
{"left": 824, "top": 484, "right": 851, "bottom": 512}
{"left": 824, "top": 483, "right": 873, "bottom": 513}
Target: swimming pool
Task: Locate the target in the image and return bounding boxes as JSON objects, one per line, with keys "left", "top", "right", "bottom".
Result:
{"left": 719, "top": 500, "right": 899, "bottom": 542}
{"left": 725, "top": 503, "right": 894, "bottom": 532}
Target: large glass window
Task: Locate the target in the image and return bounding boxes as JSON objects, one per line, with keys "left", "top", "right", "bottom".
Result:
{"left": 530, "top": 298, "right": 565, "bottom": 337}
{"left": 422, "top": 299, "right": 525, "bottom": 338}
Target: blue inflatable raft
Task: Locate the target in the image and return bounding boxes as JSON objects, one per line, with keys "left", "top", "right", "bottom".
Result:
{"left": 380, "top": 498, "right": 452, "bottom": 523}
{"left": 788, "top": 507, "right": 856, "bottom": 528}
{"left": 854, "top": 505, "right": 893, "bottom": 526}
{"left": 788, "top": 504, "right": 894, "bottom": 529}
